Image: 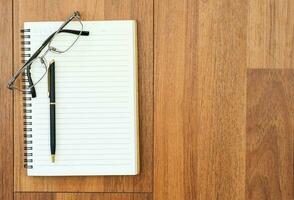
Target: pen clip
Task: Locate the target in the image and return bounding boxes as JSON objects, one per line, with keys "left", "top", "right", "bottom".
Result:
{"left": 48, "top": 60, "right": 55, "bottom": 98}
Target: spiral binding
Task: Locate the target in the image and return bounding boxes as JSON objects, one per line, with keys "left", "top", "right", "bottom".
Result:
{"left": 21, "top": 28, "right": 33, "bottom": 169}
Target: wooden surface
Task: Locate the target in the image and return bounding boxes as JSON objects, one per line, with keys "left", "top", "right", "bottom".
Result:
{"left": 0, "top": 0, "right": 13, "bottom": 200}
{"left": 248, "top": 0, "right": 294, "bottom": 68}
{"left": 246, "top": 70, "right": 294, "bottom": 199}
{"left": 0, "top": 0, "right": 293, "bottom": 199}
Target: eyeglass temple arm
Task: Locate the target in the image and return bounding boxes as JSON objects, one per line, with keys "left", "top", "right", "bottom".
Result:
{"left": 60, "top": 29, "right": 89, "bottom": 36}
{"left": 27, "top": 29, "right": 90, "bottom": 97}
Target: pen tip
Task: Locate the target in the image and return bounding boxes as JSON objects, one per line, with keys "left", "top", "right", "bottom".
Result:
{"left": 50, "top": 59, "right": 55, "bottom": 65}
{"left": 51, "top": 155, "right": 55, "bottom": 163}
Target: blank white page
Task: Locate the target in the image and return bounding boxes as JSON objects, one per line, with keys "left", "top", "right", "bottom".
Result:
{"left": 24, "top": 21, "right": 139, "bottom": 176}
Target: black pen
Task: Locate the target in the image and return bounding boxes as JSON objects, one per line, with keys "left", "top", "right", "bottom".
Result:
{"left": 48, "top": 60, "right": 56, "bottom": 163}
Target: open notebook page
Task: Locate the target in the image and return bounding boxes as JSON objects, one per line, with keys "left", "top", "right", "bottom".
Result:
{"left": 24, "top": 21, "right": 138, "bottom": 176}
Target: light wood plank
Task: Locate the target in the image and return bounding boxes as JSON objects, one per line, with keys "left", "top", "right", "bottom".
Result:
{"left": 14, "top": 0, "right": 153, "bottom": 192}
{"left": 0, "top": 0, "right": 13, "bottom": 199}
{"left": 248, "top": 0, "right": 294, "bottom": 68}
{"left": 154, "top": 0, "right": 247, "bottom": 199}
{"left": 246, "top": 69, "right": 294, "bottom": 199}
{"left": 196, "top": 0, "right": 247, "bottom": 198}
{"left": 154, "top": 1, "right": 189, "bottom": 199}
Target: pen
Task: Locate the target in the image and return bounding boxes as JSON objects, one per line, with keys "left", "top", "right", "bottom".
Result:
{"left": 48, "top": 60, "right": 56, "bottom": 163}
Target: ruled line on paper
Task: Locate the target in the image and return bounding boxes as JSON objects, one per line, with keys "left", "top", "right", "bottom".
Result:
{"left": 34, "top": 163, "right": 131, "bottom": 167}
{"left": 34, "top": 153, "right": 130, "bottom": 156}
{"left": 33, "top": 129, "right": 130, "bottom": 134}
{"left": 34, "top": 147, "right": 130, "bottom": 151}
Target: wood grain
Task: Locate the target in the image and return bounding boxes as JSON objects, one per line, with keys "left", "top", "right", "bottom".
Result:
{"left": 246, "top": 69, "right": 294, "bottom": 199}
{"left": 248, "top": 0, "right": 294, "bottom": 68}
{"left": 13, "top": 0, "right": 153, "bottom": 192}
{"left": 0, "top": 0, "right": 291, "bottom": 198}
{"left": 0, "top": 0, "right": 13, "bottom": 200}
{"left": 14, "top": 193, "right": 152, "bottom": 200}
{"left": 154, "top": 0, "right": 247, "bottom": 199}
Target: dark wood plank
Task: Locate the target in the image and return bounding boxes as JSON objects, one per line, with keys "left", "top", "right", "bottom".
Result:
{"left": 248, "top": 0, "right": 294, "bottom": 68}
{"left": 246, "top": 69, "right": 294, "bottom": 199}
{"left": 0, "top": 0, "right": 13, "bottom": 199}
{"left": 154, "top": 0, "right": 247, "bottom": 199}
{"left": 14, "top": 193, "right": 152, "bottom": 200}
{"left": 14, "top": 0, "right": 153, "bottom": 192}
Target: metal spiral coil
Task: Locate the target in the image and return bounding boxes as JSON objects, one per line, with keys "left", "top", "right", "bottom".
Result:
{"left": 21, "top": 28, "right": 33, "bottom": 169}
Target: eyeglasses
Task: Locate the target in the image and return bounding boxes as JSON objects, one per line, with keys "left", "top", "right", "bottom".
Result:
{"left": 7, "top": 11, "right": 89, "bottom": 97}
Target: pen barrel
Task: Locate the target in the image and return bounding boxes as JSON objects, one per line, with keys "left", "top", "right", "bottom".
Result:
{"left": 50, "top": 104, "right": 56, "bottom": 155}
{"left": 49, "top": 61, "right": 56, "bottom": 155}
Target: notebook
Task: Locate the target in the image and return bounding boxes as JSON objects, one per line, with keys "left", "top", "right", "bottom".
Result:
{"left": 22, "top": 21, "right": 139, "bottom": 176}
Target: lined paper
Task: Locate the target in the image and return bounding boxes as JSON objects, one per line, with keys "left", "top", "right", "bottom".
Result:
{"left": 24, "top": 21, "right": 138, "bottom": 176}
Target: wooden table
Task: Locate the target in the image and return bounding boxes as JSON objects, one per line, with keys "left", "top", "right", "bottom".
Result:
{"left": 0, "top": 0, "right": 293, "bottom": 199}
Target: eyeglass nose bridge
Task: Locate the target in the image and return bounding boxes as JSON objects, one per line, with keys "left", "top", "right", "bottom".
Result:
{"left": 48, "top": 46, "right": 56, "bottom": 52}
{"left": 41, "top": 48, "right": 51, "bottom": 58}
{"left": 48, "top": 44, "right": 65, "bottom": 54}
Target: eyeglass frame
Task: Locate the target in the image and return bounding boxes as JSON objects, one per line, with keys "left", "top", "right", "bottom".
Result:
{"left": 7, "top": 11, "right": 90, "bottom": 97}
